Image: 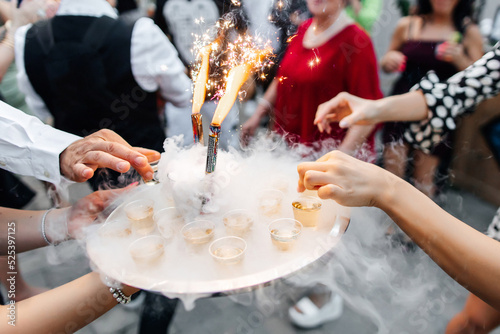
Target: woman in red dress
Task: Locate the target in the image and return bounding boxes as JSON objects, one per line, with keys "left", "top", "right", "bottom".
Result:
{"left": 242, "top": 0, "right": 382, "bottom": 161}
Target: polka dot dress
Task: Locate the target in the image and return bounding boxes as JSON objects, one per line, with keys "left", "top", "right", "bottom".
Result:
{"left": 404, "top": 44, "right": 500, "bottom": 241}
{"left": 404, "top": 44, "right": 500, "bottom": 154}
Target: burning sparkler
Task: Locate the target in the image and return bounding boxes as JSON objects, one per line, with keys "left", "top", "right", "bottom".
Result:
{"left": 190, "top": 11, "right": 273, "bottom": 174}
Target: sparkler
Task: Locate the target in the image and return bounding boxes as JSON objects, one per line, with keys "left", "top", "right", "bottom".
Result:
{"left": 191, "top": 10, "right": 273, "bottom": 174}
{"left": 205, "top": 49, "right": 271, "bottom": 174}
{"left": 191, "top": 45, "right": 212, "bottom": 145}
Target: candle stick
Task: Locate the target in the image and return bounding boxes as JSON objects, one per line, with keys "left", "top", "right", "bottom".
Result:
{"left": 192, "top": 46, "right": 211, "bottom": 115}
{"left": 205, "top": 49, "right": 271, "bottom": 173}
{"left": 211, "top": 63, "right": 252, "bottom": 126}
{"left": 205, "top": 123, "right": 221, "bottom": 174}
{"left": 191, "top": 45, "right": 212, "bottom": 144}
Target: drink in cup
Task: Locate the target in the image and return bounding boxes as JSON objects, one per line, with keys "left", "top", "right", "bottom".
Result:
{"left": 154, "top": 207, "right": 184, "bottom": 239}
{"left": 223, "top": 209, "right": 254, "bottom": 237}
{"left": 258, "top": 189, "right": 284, "bottom": 218}
{"left": 129, "top": 235, "right": 165, "bottom": 264}
{"left": 209, "top": 236, "right": 247, "bottom": 264}
{"left": 124, "top": 199, "right": 155, "bottom": 235}
{"left": 182, "top": 220, "right": 215, "bottom": 244}
{"left": 292, "top": 196, "right": 322, "bottom": 228}
{"left": 268, "top": 218, "right": 302, "bottom": 251}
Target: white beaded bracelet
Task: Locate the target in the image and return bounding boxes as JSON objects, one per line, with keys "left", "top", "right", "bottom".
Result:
{"left": 108, "top": 287, "right": 131, "bottom": 305}
{"left": 41, "top": 208, "right": 55, "bottom": 245}
{"left": 104, "top": 276, "right": 131, "bottom": 305}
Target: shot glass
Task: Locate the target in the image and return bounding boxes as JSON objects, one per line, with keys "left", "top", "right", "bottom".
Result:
{"left": 98, "top": 220, "right": 132, "bottom": 238}
{"left": 181, "top": 220, "right": 215, "bottom": 244}
{"left": 209, "top": 236, "right": 247, "bottom": 265}
{"left": 258, "top": 189, "right": 284, "bottom": 218}
{"left": 292, "top": 196, "right": 322, "bottom": 228}
{"left": 128, "top": 235, "right": 165, "bottom": 264}
{"left": 268, "top": 218, "right": 302, "bottom": 251}
{"left": 223, "top": 209, "right": 254, "bottom": 237}
{"left": 124, "top": 199, "right": 155, "bottom": 235}
{"left": 154, "top": 207, "right": 183, "bottom": 239}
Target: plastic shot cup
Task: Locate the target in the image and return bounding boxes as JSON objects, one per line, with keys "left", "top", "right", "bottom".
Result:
{"left": 268, "top": 218, "right": 302, "bottom": 251}
{"left": 292, "top": 196, "right": 322, "bottom": 228}
{"left": 209, "top": 236, "right": 247, "bottom": 265}
{"left": 128, "top": 235, "right": 165, "bottom": 264}
{"left": 98, "top": 220, "right": 132, "bottom": 238}
{"left": 223, "top": 209, "right": 254, "bottom": 237}
{"left": 181, "top": 220, "right": 215, "bottom": 244}
{"left": 258, "top": 189, "right": 284, "bottom": 218}
{"left": 124, "top": 199, "right": 155, "bottom": 235}
{"left": 154, "top": 207, "right": 184, "bottom": 239}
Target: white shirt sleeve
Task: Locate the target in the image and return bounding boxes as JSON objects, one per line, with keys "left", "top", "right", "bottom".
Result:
{"left": 14, "top": 23, "right": 54, "bottom": 123}
{"left": 0, "top": 101, "right": 80, "bottom": 184}
{"left": 130, "top": 17, "right": 192, "bottom": 108}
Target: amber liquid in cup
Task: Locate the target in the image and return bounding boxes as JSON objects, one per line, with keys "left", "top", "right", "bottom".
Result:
{"left": 270, "top": 229, "right": 301, "bottom": 251}
{"left": 129, "top": 236, "right": 165, "bottom": 264}
{"left": 223, "top": 210, "right": 253, "bottom": 237}
{"left": 125, "top": 200, "right": 155, "bottom": 235}
{"left": 258, "top": 190, "right": 284, "bottom": 217}
{"left": 209, "top": 236, "right": 246, "bottom": 264}
{"left": 269, "top": 219, "right": 302, "bottom": 251}
{"left": 182, "top": 220, "right": 215, "bottom": 244}
{"left": 292, "top": 197, "right": 322, "bottom": 228}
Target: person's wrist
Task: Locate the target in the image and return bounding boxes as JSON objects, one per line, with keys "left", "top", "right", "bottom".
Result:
{"left": 257, "top": 98, "right": 272, "bottom": 114}
{"left": 373, "top": 98, "right": 386, "bottom": 123}
{"left": 374, "top": 170, "right": 405, "bottom": 212}
{"left": 46, "top": 207, "right": 71, "bottom": 244}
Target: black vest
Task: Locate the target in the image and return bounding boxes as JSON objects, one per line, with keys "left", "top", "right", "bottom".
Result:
{"left": 24, "top": 15, "right": 165, "bottom": 152}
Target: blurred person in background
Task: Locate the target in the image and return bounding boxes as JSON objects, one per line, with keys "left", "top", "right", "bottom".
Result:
{"left": 380, "top": 0, "right": 483, "bottom": 200}
{"left": 14, "top": 0, "right": 191, "bottom": 190}
{"left": 345, "top": 0, "right": 382, "bottom": 33}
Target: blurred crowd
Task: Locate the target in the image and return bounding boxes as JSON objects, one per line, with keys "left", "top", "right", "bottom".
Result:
{"left": 0, "top": 0, "right": 499, "bottom": 333}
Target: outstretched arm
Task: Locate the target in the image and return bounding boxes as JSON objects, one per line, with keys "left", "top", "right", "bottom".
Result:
{"left": 0, "top": 102, "right": 160, "bottom": 184}
{"left": 315, "top": 90, "right": 428, "bottom": 131}
{"left": 0, "top": 186, "right": 134, "bottom": 254}
{"left": 0, "top": 272, "right": 139, "bottom": 333}
{"left": 315, "top": 45, "right": 500, "bottom": 152}
{"left": 297, "top": 151, "right": 500, "bottom": 310}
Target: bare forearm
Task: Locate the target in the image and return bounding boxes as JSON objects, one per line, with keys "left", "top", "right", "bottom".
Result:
{"left": 375, "top": 91, "right": 428, "bottom": 122}
{"left": 0, "top": 208, "right": 69, "bottom": 254}
{"left": 262, "top": 79, "right": 278, "bottom": 107}
{"left": 254, "top": 79, "right": 278, "bottom": 119}
{"left": 379, "top": 177, "right": 500, "bottom": 309}
{"left": 338, "top": 124, "right": 375, "bottom": 155}
{"left": 1, "top": 272, "right": 139, "bottom": 333}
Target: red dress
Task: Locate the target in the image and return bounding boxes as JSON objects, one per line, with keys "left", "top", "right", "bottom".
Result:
{"left": 274, "top": 19, "right": 383, "bottom": 152}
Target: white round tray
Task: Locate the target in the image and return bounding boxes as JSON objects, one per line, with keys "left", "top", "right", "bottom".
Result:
{"left": 86, "top": 183, "right": 350, "bottom": 296}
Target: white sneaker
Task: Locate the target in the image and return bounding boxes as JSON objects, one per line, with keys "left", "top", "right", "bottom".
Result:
{"left": 288, "top": 293, "right": 343, "bottom": 328}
